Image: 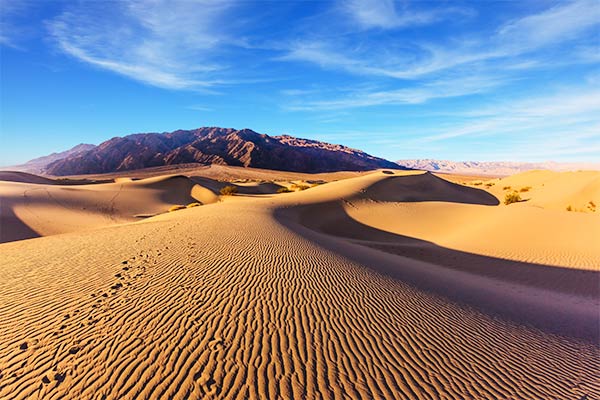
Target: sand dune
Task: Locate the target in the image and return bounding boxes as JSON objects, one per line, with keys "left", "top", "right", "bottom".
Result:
{"left": 297, "top": 172, "right": 600, "bottom": 270}
{"left": 58, "top": 163, "right": 366, "bottom": 183}
{"left": 0, "top": 169, "right": 598, "bottom": 399}
{"left": 0, "top": 175, "right": 214, "bottom": 243}
{"left": 0, "top": 166, "right": 361, "bottom": 243}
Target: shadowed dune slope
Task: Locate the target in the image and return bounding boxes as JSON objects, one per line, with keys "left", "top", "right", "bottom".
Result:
{"left": 0, "top": 170, "right": 598, "bottom": 399}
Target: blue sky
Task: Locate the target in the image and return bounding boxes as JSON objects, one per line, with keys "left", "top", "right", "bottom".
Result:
{"left": 1, "top": 0, "right": 599, "bottom": 166}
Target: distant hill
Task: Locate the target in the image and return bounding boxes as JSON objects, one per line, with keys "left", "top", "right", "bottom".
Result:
{"left": 9, "top": 127, "right": 401, "bottom": 176}
{"left": 396, "top": 159, "right": 600, "bottom": 176}
{"left": 7, "top": 143, "right": 97, "bottom": 174}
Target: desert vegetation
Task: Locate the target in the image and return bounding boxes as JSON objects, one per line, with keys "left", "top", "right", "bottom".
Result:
{"left": 520, "top": 186, "right": 532, "bottom": 192}
{"left": 565, "top": 202, "right": 596, "bottom": 213}
{"left": 220, "top": 185, "right": 238, "bottom": 195}
{"left": 504, "top": 192, "right": 522, "bottom": 205}
{"left": 291, "top": 183, "right": 310, "bottom": 191}
{"left": 277, "top": 187, "right": 292, "bottom": 193}
{"left": 186, "top": 202, "right": 201, "bottom": 208}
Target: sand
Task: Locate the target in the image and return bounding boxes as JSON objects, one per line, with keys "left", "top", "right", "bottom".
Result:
{"left": 0, "top": 167, "right": 598, "bottom": 399}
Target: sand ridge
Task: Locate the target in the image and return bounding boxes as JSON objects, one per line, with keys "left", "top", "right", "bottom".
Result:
{"left": 0, "top": 168, "right": 598, "bottom": 399}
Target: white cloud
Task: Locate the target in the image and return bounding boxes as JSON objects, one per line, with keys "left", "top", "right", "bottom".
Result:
{"left": 286, "top": 73, "right": 509, "bottom": 110}
{"left": 47, "top": 0, "right": 236, "bottom": 90}
{"left": 186, "top": 104, "right": 214, "bottom": 112}
{"left": 413, "top": 88, "right": 600, "bottom": 162}
{"left": 496, "top": 0, "right": 600, "bottom": 53}
{"left": 282, "top": 0, "right": 600, "bottom": 81}
{"left": 342, "top": 0, "right": 454, "bottom": 29}
{"left": 0, "top": 0, "right": 33, "bottom": 48}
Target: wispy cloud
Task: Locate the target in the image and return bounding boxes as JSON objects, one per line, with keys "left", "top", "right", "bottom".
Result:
{"left": 411, "top": 87, "right": 600, "bottom": 161}
{"left": 0, "top": 0, "right": 34, "bottom": 48}
{"left": 47, "top": 0, "right": 237, "bottom": 90}
{"left": 286, "top": 73, "right": 510, "bottom": 110}
{"left": 341, "top": 0, "right": 470, "bottom": 29}
{"left": 282, "top": 0, "right": 599, "bottom": 82}
{"left": 496, "top": 0, "right": 600, "bottom": 53}
{"left": 186, "top": 104, "right": 214, "bottom": 112}
{"left": 278, "top": 0, "right": 600, "bottom": 118}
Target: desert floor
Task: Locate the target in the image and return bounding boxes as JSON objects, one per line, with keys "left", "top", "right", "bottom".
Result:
{"left": 0, "top": 166, "right": 598, "bottom": 399}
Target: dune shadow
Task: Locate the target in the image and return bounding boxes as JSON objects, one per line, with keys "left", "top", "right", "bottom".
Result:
{"left": 0, "top": 203, "right": 40, "bottom": 243}
{"left": 276, "top": 200, "right": 599, "bottom": 342}
{"left": 189, "top": 176, "right": 286, "bottom": 195}
{"left": 233, "top": 182, "right": 284, "bottom": 195}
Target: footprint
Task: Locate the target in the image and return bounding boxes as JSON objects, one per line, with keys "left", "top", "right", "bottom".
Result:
{"left": 54, "top": 372, "right": 65, "bottom": 383}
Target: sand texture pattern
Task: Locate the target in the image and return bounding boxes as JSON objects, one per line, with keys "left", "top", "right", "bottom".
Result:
{"left": 0, "top": 169, "right": 598, "bottom": 399}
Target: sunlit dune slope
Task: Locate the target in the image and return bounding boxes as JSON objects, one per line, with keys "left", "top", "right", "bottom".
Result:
{"left": 471, "top": 169, "right": 600, "bottom": 213}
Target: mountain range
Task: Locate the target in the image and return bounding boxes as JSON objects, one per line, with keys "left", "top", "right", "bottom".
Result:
{"left": 396, "top": 159, "right": 600, "bottom": 176}
{"left": 8, "top": 127, "right": 401, "bottom": 176}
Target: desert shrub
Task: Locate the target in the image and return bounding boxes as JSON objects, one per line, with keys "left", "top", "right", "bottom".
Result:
{"left": 504, "top": 192, "right": 522, "bottom": 205}
{"left": 186, "top": 202, "right": 201, "bottom": 208}
{"left": 277, "top": 187, "right": 292, "bottom": 193}
{"left": 169, "top": 205, "right": 186, "bottom": 212}
{"left": 220, "top": 185, "right": 238, "bottom": 195}
{"left": 587, "top": 201, "right": 596, "bottom": 212}
{"left": 566, "top": 205, "right": 573, "bottom": 211}
{"left": 473, "top": 181, "right": 483, "bottom": 186}
{"left": 382, "top": 170, "right": 394, "bottom": 175}
{"left": 485, "top": 182, "right": 495, "bottom": 187}
{"left": 291, "top": 183, "right": 310, "bottom": 191}
{"left": 519, "top": 186, "right": 532, "bottom": 192}
{"left": 503, "top": 186, "right": 511, "bottom": 190}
